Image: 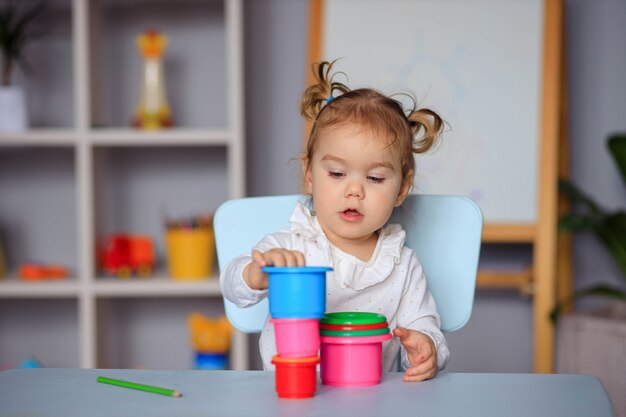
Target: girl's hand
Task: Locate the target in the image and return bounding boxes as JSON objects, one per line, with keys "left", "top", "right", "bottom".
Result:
{"left": 242, "top": 249, "right": 306, "bottom": 290}
{"left": 393, "top": 327, "right": 437, "bottom": 382}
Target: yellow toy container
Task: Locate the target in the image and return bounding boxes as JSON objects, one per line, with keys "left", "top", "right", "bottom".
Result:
{"left": 166, "top": 224, "right": 214, "bottom": 280}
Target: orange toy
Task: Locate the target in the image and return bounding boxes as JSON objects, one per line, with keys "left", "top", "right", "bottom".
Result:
{"left": 19, "top": 263, "right": 68, "bottom": 281}
{"left": 188, "top": 314, "right": 233, "bottom": 353}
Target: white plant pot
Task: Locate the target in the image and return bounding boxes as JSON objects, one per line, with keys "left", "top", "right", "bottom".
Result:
{"left": 0, "top": 86, "right": 28, "bottom": 132}
{"left": 557, "top": 303, "right": 626, "bottom": 417}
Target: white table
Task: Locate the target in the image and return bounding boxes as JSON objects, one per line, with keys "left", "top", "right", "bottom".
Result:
{"left": 0, "top": 368, "right": 615, "bottom": 417}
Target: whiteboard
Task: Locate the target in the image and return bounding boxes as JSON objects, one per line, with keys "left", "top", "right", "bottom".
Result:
{"left": 322, "top": 0, "right": 544, "bottom": 223}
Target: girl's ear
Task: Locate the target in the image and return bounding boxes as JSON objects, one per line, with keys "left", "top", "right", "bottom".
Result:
{"left": 304, "top": 167, "right": 314, "bottom": 194}
{"left": 302, "top": 158, "right": 313, "bottom": 194}
{"left": 395, "top": 172, "right": 413, "bottom": 207}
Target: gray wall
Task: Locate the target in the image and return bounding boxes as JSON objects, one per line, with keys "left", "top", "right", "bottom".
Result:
{"left": 243, "top": 0, "right": 626, "bottom": 371}
{"left": 566, "top": 0, "right": 626, "bottom": 295}
{"left": 244, "top": 0, "right": 307, "bottom": 197}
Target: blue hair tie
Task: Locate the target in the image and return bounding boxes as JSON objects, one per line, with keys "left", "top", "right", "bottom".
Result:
{"left": 326, "top": 95, "right": 334, "bottom": 104}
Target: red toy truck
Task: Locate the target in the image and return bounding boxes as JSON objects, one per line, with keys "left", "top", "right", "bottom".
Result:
{"left": 98, "top": 234, "right": 155, "bottom": 278}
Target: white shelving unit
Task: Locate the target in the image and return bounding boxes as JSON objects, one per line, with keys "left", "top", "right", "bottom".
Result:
{"left": 0, "top": 0, "right": 249, "bottom": 370}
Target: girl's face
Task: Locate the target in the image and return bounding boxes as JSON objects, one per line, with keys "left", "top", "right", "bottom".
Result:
{"left": 305, "top": 123, "right": 411, "bottom": 253}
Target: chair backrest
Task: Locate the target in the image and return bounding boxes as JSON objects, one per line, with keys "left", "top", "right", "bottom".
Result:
{"left": 214, "top": 194, "right": 483, "bottom": 333}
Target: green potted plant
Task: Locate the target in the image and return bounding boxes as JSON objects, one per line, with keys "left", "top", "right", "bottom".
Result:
{"left": 552, "top": 133, "right": 626, "bottom": 319}
{"left": 555, "top": 133, "right": 626, "bottom": 414}
{"left": 0, "top": 0, "right": 47, "bottom": 131}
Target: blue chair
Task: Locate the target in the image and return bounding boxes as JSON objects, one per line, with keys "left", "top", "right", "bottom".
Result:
{"left": 214, "top": 194, "right": 483, "bottom": 334}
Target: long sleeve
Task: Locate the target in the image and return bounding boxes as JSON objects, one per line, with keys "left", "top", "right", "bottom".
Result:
{"left": 396, "top": 251, "right": 450, "bottom": 371}
{"left": 219, "top": 254, "right": 267, "bottom": 308}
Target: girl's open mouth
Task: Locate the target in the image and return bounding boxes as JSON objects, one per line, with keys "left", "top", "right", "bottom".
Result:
{"left": 341, "top": 208, "right": 363, "bottom": 221}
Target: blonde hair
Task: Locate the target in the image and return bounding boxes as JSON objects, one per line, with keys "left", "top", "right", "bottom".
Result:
{"left": 300, "top": 60, "right": 444, "bottom": 186}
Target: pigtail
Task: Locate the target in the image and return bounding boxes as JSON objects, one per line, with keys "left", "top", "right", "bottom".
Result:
{"left": 300, "top": 60, "right": 350, "bottom": 121}
{"left": 407, "top": 108, "right": 444, "bottom": 154}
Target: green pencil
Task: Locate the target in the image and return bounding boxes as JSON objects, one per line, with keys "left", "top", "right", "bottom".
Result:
{"left": 96, "top": 376, "right": 182, "bottom": 397}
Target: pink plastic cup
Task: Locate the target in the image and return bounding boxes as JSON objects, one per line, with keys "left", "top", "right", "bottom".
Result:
{"left": 320, "top": 333, "right": 392, "bottom": 387}
{"left": 271, "top": 318, "right": 320, "bottom": 358}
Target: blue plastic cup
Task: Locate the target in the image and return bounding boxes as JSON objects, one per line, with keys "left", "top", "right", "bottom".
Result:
{"left": 263, "top": 266, "right": 332, "bottom": 318}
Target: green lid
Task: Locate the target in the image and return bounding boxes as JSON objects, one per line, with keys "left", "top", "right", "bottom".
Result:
{"left": 320, "top": 312, "right": 387, "bottom": 325}
{"left": 320, "top": 327, "right": 390, "bottom": 337}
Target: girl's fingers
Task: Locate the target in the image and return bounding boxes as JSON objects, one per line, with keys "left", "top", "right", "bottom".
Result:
{"left": 248, "top": 249, "right": 306, "bottom": 290}
{"left": 270, "top": 253, "right": 286, "bottom": 267}
{"left": 295, "top": 251, "right": 306, "bottom": 267}
{"left": 403, "top": 360, "right": 437, "bottom": 382}
{"left": 283, "top": 250, "right": 304, "bottom": 267}
{"left": 258, "top": 249, "right": 306, "bottom": 267}
{"left": 252, "top": 250, "right": 266, "bottom": 266}
{"left": 279, "top": 251, "right": 295, "bottom": 266}
{"left": 393, "top": 327, "right": 410, "bottom": 342}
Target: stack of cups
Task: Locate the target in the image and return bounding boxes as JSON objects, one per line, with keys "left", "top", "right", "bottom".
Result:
{"left": 263, "top": 266, "right": 332, "bottom": 399}
{"left": 319, "top": 312, "right": 392, "bottom": 387}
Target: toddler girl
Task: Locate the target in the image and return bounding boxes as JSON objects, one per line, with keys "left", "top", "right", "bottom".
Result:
{"left": 221, "top": 61, "right": 448, "bottom": 382}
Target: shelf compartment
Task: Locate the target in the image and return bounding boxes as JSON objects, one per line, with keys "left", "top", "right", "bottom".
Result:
{"left": 89, "top": 0, "right": 228, "bottom": 129}
{"left": 18, "top": 0, "right": 75, "bottom": 129}
{"left": 96, "top": 296, "right": 228, "bottom": 369}
{"left": 0, "top": 147, "right": 77, "bottom": 275}
{"left": 92, "top": 145, "right": 228, "bottom": 277}
{"left": 0, "top": 299, "right": 79, "bottom": 368}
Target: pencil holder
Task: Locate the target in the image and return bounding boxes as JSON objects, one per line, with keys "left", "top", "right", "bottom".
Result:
{"left": 166, "top": 226, "right": 214, "bottom": 280}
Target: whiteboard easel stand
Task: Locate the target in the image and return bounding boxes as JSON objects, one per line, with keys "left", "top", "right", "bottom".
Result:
{"left": 534, "top": 0, "right": 567, "bottom": 374}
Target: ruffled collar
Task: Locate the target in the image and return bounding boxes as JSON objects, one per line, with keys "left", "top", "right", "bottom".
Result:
{"left": 289, "top": 202, "right": 406, "bottom": 290}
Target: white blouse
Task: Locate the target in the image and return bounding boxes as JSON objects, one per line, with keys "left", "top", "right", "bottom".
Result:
{"left": 220, "top": 202, "right": 449, "bottom": 372}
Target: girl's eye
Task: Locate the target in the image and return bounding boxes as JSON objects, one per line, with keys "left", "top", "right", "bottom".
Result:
{"left": 329, "top": 171, "right": 344, "bottom": 178}
{"left": 367, "top": 176, "right": 385, "bottom": 183}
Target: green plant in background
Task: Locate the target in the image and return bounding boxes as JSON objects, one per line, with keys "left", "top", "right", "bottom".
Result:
{"left": 551, "top": 134, "right": 626, "bottom": 321}
{"left": 0, "top": 0, "right": 47, "bottom": 86}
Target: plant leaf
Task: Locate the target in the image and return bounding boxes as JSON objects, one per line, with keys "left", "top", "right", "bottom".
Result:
{"left": 550, "top": 283, "right": 626, "bottom": 322}
{"left": 559, "top": 179, "right": 602, "bottom": 215}
{"left": 608, "top": 134, "right": 626, "bottom": 188}
{"left": 595, "top": 212, "right": 626, "bottom": 278}
{"left": 558, "top": 213, "right": 595, "bottom": 233}
{"left": 0, "top": 0, "right": 47, "bottom": 84}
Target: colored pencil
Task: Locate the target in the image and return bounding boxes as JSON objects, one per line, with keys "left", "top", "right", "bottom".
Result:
{"left": 96, "top": 376, "right": 182, "bottom": 397}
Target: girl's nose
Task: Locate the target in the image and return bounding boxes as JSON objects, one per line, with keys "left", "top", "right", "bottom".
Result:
{"left": 345, "top": 181, "right": 365, "bottom": 199}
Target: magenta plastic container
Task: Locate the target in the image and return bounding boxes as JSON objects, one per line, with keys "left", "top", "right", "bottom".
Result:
{"left": 320, "top": 333, "right": 392, "bottom": 387}
{"left": 271, "top": 318, "right": 320, "bottom": 358}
